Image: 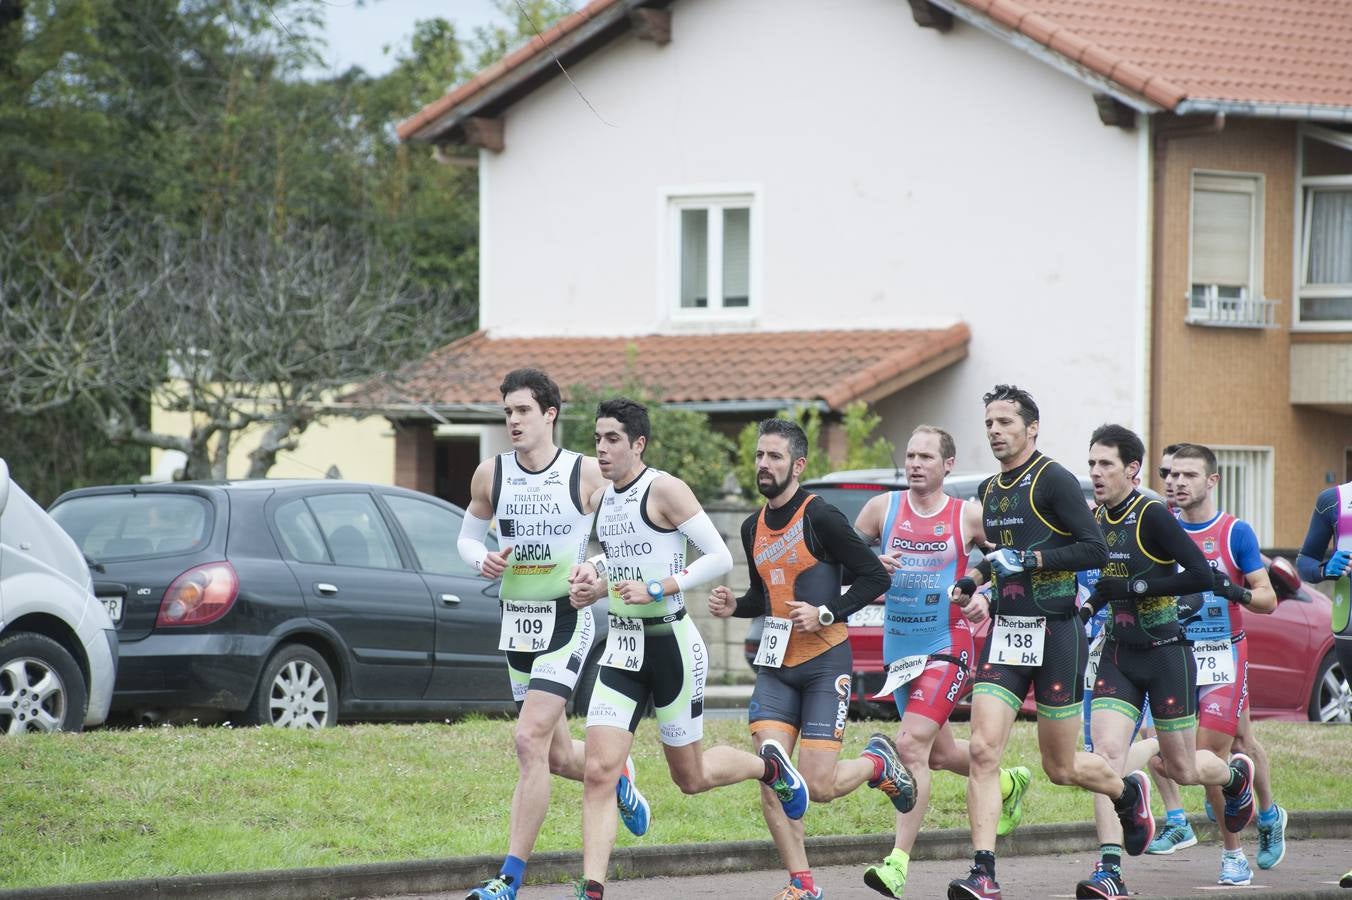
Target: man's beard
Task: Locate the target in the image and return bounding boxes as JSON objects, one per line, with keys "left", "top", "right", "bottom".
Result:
{"left": 756, "top": 470, "right": 792, "bottom": 499}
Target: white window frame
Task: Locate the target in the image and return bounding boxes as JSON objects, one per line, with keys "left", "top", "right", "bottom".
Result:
{"left": 1186, "top": 171, "right": 1271, "bottom": 327}
{"left": 659, "top": 185, "right": 761, "bottom": 322}
{"left": 1212, "top": 446, "right": 1274, "bottom": 546}
{"left": 1293, "top": 125, "right": 1352, "bottom": 330}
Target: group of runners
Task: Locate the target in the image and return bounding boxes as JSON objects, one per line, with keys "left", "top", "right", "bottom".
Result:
{"left": 455, "top": 368, "right": 1352, "bottom": 900}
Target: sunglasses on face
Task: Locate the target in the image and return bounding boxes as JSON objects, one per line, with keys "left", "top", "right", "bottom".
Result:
{"left": 1158, "top": 467, "right": 1171, "bottom": 479}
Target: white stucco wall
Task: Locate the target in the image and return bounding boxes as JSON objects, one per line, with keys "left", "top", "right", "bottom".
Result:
{"left": 477, "top": 0, "right": 1149, "bottom": 471}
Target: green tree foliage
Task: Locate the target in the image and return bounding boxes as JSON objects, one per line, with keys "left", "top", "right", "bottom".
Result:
{"left": 734, "top": 402, "right": 896, "bottom": 497}
{"left": 558, "top": 375, "right": 734, "bottom": 503}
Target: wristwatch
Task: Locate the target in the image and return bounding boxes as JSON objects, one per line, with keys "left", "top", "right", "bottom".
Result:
{"left": 816, "top": 605, "right": 836, "bottom": 626}
{"left": 1131, "top": 578, "right": 1149, "bottom": 595}
{"left": 646, "top": 579, "right": 665, "bottom": 601}
{"left": 1019, "top": 550, "right": 1039, "bottom": 570}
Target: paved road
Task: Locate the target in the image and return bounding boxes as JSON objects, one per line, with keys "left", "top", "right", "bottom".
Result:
{"left": 387, "top": 839, "right": 1351, "bottom": 899}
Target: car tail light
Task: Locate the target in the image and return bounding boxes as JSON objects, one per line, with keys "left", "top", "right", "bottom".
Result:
{"left": 157, "top": 562, "right": 239, "bottom": 627}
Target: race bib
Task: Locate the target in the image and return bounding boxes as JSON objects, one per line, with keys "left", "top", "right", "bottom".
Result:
{"left": 1084, "top": 630, "right": 1106, "bottom": 690}
{"left": 602, "top": 614, "right": 645, "bottom": 671}
{"left": 872, "top": 654, "right": 928, "bottom": 699}
{"left": 754, "top": 616, "right": 793, "bottom": 668}
{"left": 1193, "top": 638, "right": 1235, "bottom": 685}
{"left": 990, "top": 614, "right": 1047, "bottom": 666}
{"left": 499, "top": 599, "right": 556, "bottom": 652}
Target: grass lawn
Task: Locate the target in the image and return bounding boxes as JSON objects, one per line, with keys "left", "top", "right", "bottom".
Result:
{"left": 0, "top": 717, "right": 1346, "bottom": 889}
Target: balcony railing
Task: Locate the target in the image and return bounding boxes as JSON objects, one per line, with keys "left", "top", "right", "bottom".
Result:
{"left": 1185, "top": 291, "right": 1280, "bottom": 329}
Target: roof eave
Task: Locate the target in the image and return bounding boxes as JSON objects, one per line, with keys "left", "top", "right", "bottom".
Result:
{"left": 1174, "top": 99, "right": 1352, "bottom": 123}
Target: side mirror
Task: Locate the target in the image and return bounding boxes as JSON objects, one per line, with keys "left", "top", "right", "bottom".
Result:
{"left": 0, "top": 457, "right": 10, "bottom": 517}
{"left": 1268, "top": 556, "right": 1301, "bottom": 600}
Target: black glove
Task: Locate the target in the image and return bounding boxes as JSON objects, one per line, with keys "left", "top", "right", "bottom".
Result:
{"left": 1092, "top": 577, "right": 1132, "bottom": 602}
{"left": 1212, "top": 571, "right": 1252, "bottom": 606}
{"left": 951, "top": 576, "right": 977, "bottom": 601}
{"left": 1077, "top": 603, "right": 1095, "bottom": 625}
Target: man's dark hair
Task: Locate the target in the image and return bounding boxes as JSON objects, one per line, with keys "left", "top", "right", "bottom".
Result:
{"left": 1171, "top": 442, "right": 1218, "bottom": 476}
{"left": 596, "top": 398, "right": 651, "bottom": 448}
{"left": 758, "top": 418, "right": 809, "bottom": 461}
{"left": 1090, "top": 423, "right": 1145, "bottom": 469}
{"left": 500, "top": 368, "right": 562, "bottom": 415}
{"left": 982, "top": 384, "right": 1039, "bottom": 427}
{"left": 1162, "top": 443, "right": 1183, "bottom": 457}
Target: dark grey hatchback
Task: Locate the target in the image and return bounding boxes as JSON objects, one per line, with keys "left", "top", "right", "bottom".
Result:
{"left": 48, "top": 480, "right": 527, "bottom": 727}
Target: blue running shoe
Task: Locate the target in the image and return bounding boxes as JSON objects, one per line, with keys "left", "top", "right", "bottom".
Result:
{"left": 1147, "top": 821, "right": 1197, "bottom": 854}
{"left": 1223, "top": 753, "right": 1256, "bottom": 833}
{"left": 760, "top": 738, "right": 809, "bottom": 820}
{"left": 466, "top": 876, "right": 517, "bottom": 899}
{"left": 1256, "top": 805, "right": 1287, "bottom": 869}
{"left": 1074, "top": 862, "right": 1128, "bottom": 899}
{"left": 1203, "top": 798, "right": 1216, "bottom": 823}
{"left": 1218, "top": 852, "right": 1253, "bottom": 886}
{"left": 863, "top": 732, "right": 917, "bottom": 814}
{"left": 947, "top": 865, "right": 1001, "bottom": 900}
{"left": 773, "top": 877, "right": 823, "bottom": 899}
{"left": 616, "top": 754, "right": 650, "bottom": 837}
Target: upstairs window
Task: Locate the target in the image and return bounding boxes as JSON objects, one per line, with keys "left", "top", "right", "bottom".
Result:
{"left": 1187, "top": 173, "right": 1273, "bottom": 327}
{"left": 667, "top": 192, "right": 757, "bottom": 316}
{"left": 1214, "top": 446, "right": 1274, "bottom": 546}
{"left": 1299, "top": 185, "right": 1352, "bottom": 323}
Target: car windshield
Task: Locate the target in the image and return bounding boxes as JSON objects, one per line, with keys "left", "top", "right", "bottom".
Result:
{"left": 51, "top": 493, "right": 212, "bottom": 560}
{"left": 805, "top": 484, "right": 894, "bottom": 526}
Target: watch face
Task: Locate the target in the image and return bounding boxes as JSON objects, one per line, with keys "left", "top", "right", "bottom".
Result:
{"left": 647, "top": 580, "right": 663, "bottom": 598}
{"left": 1132, "top": 579, "right": 1148, "bottom": 595}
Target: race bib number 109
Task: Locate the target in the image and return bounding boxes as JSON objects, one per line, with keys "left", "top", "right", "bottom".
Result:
{"left": 499, "top": 599, "right": 556, "bottom": 652}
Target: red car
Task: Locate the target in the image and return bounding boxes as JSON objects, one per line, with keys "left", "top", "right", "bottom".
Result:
{"left": 755, "top": 471, "right": 1350, "bottom": 724}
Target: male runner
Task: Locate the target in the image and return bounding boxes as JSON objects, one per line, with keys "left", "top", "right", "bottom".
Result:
{"left": 946, "top": 385, "right": 1145, "bottom": 900}
{"left": 709, "top": 418, "right": 906, "bottom": 900}
{"left": 570, "top": 399, "right": 809, "bottom": 900}
{"left": 1146, "top": 443, "right": 1286, "bottom": 882}
{"left": 456, "top": 370, "right": 649, "bottom": 900}
{"left": 1073, "top": 427, "right": 1255, "bottom": 900}
{"left": 1158, "top": 444, "right": 1181, "bottom": 511}
{"left": 1295, "top": 477, "right": 1352, "bottom": 889}
{"left": 852, "top": 425, "right": 1032, "bottom": 899}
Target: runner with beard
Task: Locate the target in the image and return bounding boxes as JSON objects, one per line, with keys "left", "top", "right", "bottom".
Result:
{"left": 710, "top": 418, "right": 906, "bottom": 900}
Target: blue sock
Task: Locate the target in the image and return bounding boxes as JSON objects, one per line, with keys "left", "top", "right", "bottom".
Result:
{"left": 1258, "top": 804, "right": 1279, "bottom": 826}
{"left": 1166, "top": 807, "right": 1187, "bottom": 826}
{"left": 500, "top": 855, "right": 526, "bottom": 887}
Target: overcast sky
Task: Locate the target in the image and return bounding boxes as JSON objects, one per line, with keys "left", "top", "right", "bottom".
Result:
{"left": 310, "top": 0, "right": 507, "bottom": 77}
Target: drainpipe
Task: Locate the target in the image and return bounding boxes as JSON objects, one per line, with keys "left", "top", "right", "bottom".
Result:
{"left": 1147, "top": 112, "right": 1226, "bottom": 473}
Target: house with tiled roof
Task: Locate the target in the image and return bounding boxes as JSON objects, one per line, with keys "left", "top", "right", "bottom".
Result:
{"left": 369, "top": 0, "right": 1352, "bottom": 547}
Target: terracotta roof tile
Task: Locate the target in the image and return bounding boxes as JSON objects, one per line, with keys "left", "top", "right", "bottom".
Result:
{"left": 350, "top": 326, "right": 971, "bottom": 413}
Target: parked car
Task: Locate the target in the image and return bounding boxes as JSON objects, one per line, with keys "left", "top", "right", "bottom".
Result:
{"left": 49, "top": 479, "right": 606, "bottom": 728}
{"left": 0, "top": 458, "right": 117, "bottom": 733}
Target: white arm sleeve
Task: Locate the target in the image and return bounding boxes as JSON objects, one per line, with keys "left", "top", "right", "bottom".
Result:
{"left": 457, "top": 511, "right": 491, "bottom": 573}
{"left": 672, "top": 511, "right": 733, "bottom": 593}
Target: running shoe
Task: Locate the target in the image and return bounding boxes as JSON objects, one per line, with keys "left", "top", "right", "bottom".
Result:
{"left": 466, "top": 876, "right": 517, "bottom": 900}
{"left": 863, "top": 848, "right": 908, "bottom": 898}
{"left": 947, "top": 865, "right": 1001, "bottom": 900}
{"left": 1074, "top": 862, "right": 1129, "bottom": 900}
{"left": 616, "top": 754, "right": 651, "bottom": 837}
{"left": 1339, "top": 866, "right": 1352, "bottom": 888}
{"left": 1222, "top": 753, "right": 1256, "bottom": 833}
{"left": 760, "top": 738, "right": 810, "bottom": 820}
{"left": 996, "top": 766, "right": 1031, "bottom": 837}
{"left": 1204, "top": 798, "right": 1216, "bottom": 822}
{"left": 1115, "top": 770, "right": 1155, "bottom": 856}
{"left": 862, "top": 733, "right": 917, "bottom": 813}
{"left": 1256, "top": 804, "right": 1288, "bottom": 869}
{"left": 1218, "top": 852, "right": 1253, "bottom": 886}
{"left": 773, "top": 877, "right": 823, "bottom": 899}
{"left": 1147, "top": 820, "right": 1198, "bottom": 854}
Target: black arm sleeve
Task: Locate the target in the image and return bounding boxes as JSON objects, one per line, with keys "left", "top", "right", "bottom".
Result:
{"left": 1138, "top": 502, "right": 1213, "bottom": 596}
{"left": 733, "top": 514, "right": 767, "bottom": 618}
{"left": 804, "top": 498, "right": 890, "bottom": 620}
{"left": 1034, "top": 467, "right": 1108, "bottom": 572}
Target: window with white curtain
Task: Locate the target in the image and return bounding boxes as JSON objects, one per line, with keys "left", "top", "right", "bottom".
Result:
{"left": 1299, "top": 185, "right": 1352, "bottom": 323}
{"left": 1189, "top": 173, "right": 1263, "bottom": 322}
{"left": 669, "top": 194, "right": 755, "bottom": 313}
{"left": 1214, "top": 447, "right": 1274, "bottom": 546}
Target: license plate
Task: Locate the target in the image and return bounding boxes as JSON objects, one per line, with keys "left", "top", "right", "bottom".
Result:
{"left": 848, "top": 604, "right": 885, "bottom": 627}
{"left": 99, "top": 596, "right": 123, "bottom": 624}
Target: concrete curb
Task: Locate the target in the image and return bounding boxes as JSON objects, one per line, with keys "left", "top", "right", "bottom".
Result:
{"left": 2, "top": 811, "right": 1349, "bottom": 899}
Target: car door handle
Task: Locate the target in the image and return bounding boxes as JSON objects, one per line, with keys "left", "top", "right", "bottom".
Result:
{"left": 315, "top": 583, "right": 338, "bottom": 596}
{"left": 439, "top": 594, "right": 461, "bottom": 605}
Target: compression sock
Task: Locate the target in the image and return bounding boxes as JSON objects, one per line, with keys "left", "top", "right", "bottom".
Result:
{"left": 1166, "top": 807, "right": 1187, "bottom": 826}
{"left": 974, "top": 850, "right": 997, "bottom": 879}
{"left": 868, "top": 754, "right": 885, "bottom": 783}
{"left": 791, "top": 870, "right": 816, "bottom": 893}
{"left": 499, "top": 855, "right": 526, "bottom": 888}
{"left": 999, "top": 767, "right": 1014, "bottom": 799}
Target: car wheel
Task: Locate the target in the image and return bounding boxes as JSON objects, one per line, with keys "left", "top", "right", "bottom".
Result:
{"left": 1308, "top": 650, "right": 1351, "bottom": 723}
{"left": 249, "top": 645, "right": 337, "bottom": 729}
{"left": 0, "top": 633, "right": 88, "bottom": 734}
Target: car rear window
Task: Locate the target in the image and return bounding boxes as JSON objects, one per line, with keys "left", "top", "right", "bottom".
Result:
{"left": 51, "top": 493, "right": 212, "bottom": 560}
{"left": 803, "top": 484, "right": 894, "bottom": 526}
